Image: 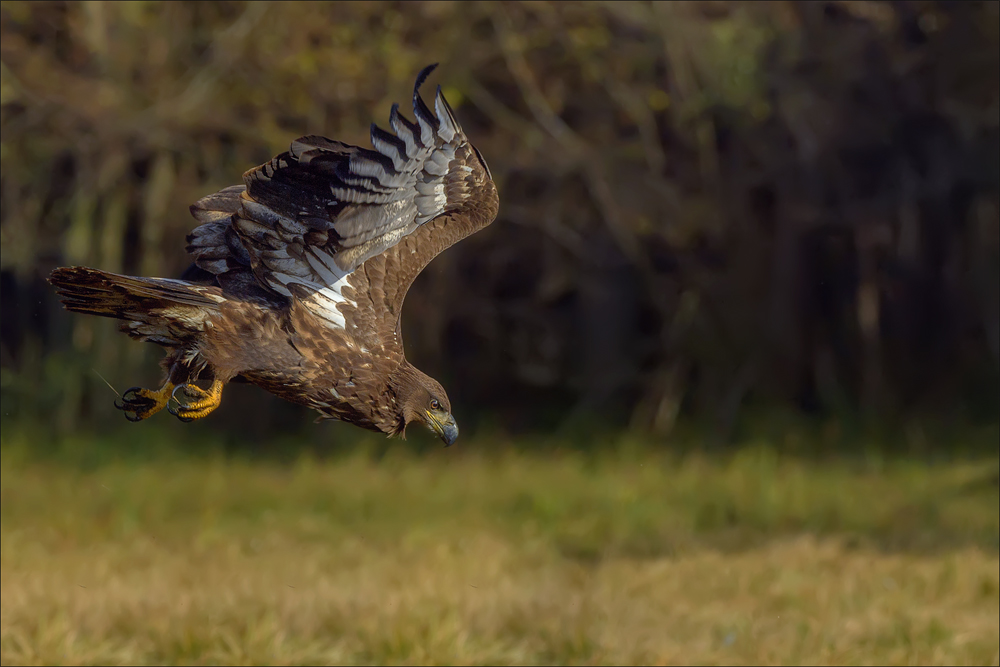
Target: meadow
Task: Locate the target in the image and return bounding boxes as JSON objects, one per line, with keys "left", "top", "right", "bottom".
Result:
{"left": 1, "top": 426, "right": 998, "bottom": 665}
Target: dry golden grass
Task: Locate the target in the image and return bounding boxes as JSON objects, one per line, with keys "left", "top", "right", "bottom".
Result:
{"left": 2, "top": 433, "right": 998, "bottom": 665}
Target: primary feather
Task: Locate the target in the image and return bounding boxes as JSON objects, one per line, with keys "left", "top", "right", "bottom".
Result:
{"left": 49, "top": 64, "right": 499, "bottom": 445}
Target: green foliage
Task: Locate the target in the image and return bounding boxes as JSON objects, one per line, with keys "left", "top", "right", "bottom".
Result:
{"left": 1, "top": 1, "right": 998, "bottom": 442}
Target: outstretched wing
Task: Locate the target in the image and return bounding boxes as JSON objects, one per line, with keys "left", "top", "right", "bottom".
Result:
{"left": 186, "top": 64, "right": 498, "bottom": 347}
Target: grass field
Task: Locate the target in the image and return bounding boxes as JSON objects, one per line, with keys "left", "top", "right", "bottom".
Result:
{"left": 1, "top": 427, "right": 998, "bottom": 665}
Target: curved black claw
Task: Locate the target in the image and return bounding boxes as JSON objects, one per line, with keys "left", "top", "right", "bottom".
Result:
{"left": 114, "top": 385, "right": 170, "bottom": 422}
{"left": 166, "top": 401, "right": 194, "bottom": 423}
{"left": 122, "top": 410, "right": 146, "bottom": 423}
{"left": 167, "top": 381, "right": 222, "bottom": 423}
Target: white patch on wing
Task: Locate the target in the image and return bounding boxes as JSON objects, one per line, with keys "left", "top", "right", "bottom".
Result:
{"left": 305, "top": 251, "right": 341, "bottom": 285}
{"left": 232, "top": 71, "right": 487, "bottom": 334}
{"left": 303, "top": 285, "right": 349, "bottom": 328}
{"left": 271, "top": 267, "right": 356, "bottom": 330}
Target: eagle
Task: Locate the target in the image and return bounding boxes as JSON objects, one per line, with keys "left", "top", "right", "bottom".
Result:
{"left": 49, "top": 65, "right": 498, "bottom": 446}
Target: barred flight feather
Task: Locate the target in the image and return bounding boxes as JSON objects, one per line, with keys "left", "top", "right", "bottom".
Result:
{"left": 178, "top": 64, "right": 494, "bottom": 332}
{"left": 50, "top": 65, "right": 498, "bottom": 444}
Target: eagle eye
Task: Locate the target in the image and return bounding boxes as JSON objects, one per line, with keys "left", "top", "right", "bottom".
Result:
{"left": 430, "top": 399, "right": 441, "bottom": 411}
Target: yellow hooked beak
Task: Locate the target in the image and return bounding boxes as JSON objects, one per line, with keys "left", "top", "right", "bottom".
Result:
{"left": 424, "top": 410, "right": 459, "bottom": 447}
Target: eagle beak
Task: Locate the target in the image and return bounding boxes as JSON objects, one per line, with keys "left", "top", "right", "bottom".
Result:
{"left": 426, "top": 411, "right": 459, "bottom": 447}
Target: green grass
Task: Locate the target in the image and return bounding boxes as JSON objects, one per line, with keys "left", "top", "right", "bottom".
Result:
{"left": 1, "top": 427, "right": 998, "bottom": 665}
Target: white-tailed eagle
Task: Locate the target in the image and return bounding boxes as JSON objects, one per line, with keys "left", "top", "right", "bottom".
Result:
{"left": 49, "top": 64, "right": 499, "bottom": 446}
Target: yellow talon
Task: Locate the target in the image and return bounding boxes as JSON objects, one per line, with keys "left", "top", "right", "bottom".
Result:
{"left": 115, "top": 382, "right": 175, "bottom": 422}
{"left": 167, "top": 380, "right": 224, "bottom": 422}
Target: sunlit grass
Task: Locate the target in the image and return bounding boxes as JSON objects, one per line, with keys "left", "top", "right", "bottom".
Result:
{"left": 2, "top": 428, "right": 998, "bottom": 665}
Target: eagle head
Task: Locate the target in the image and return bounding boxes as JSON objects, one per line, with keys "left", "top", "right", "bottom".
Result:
{"left": 396, "top": 366, "right": 458, "bottom": 447}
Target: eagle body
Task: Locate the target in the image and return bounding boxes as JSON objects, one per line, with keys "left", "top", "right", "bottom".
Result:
{"left": 49, "top": 65, "right": 499, "bottom": 445}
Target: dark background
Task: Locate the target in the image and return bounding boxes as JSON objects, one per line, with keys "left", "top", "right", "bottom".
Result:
{"left": 2, "top": 0, "right": 997, "bottom": 452}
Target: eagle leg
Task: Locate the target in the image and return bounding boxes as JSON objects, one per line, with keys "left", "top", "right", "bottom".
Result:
{"left": 114, "top": 383, "right": 176, "bottom": 422}
{"left": 167, "top": 380, "right": 224, "bottom": 422}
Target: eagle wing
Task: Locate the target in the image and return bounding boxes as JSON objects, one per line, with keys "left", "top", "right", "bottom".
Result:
{"left": 186, "top": 64, "right": 498, "bottom": 352}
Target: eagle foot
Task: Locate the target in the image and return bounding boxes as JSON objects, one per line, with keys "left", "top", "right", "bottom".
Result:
{"left": 167, "top": 380, "right": 224, "bottom": 422}
{"left": 114, "top": 383, "right": 175, "bottom": 422}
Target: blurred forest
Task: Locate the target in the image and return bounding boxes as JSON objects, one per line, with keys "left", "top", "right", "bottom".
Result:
{"left": 1, "top": 0, "right": 998, "bottom": 446}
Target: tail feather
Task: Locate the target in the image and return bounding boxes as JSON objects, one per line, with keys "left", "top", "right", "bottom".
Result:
{"left": 49, "top": 267, "right": 225, "bottom": 346}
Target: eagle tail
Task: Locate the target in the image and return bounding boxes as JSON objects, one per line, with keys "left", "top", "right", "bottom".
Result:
{"left": 48, "top": 266, "right": 224, "bottom": 346}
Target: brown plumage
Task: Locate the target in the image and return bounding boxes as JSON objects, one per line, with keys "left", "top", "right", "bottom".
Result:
{"left": 48, "top": 64, "right": 499, "bottom": 446}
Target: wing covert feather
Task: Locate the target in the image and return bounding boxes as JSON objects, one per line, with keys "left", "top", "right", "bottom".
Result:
{"left": 183, "top": 64, "right": 499, "bottom": 341}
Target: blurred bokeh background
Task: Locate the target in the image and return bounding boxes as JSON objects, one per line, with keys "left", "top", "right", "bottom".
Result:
{"left": 2, "top": 0, "right": 998, "bottom": 447}
{"left": 1, "top": 2, "right": 998, "bottom": 663}
{"left": 2, "top": 0, "right": 1000, "bottom": 451}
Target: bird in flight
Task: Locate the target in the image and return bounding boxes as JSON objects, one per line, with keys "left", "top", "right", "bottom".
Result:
{"left": 49, "top": 64, "right": 499, "bottom": 446}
